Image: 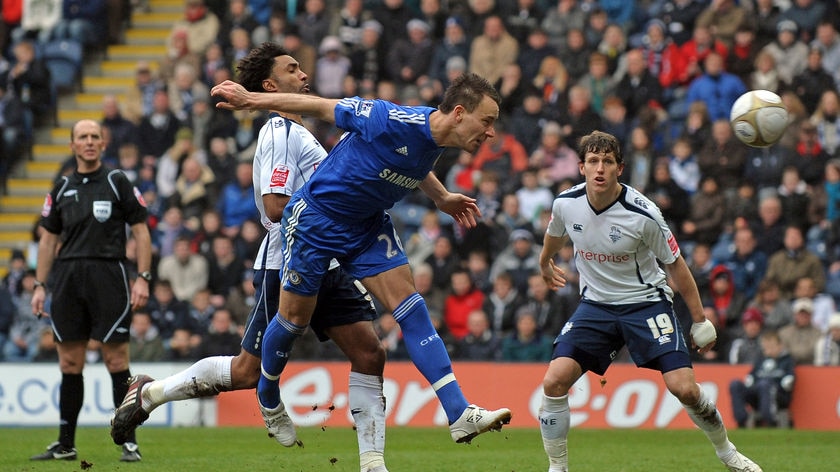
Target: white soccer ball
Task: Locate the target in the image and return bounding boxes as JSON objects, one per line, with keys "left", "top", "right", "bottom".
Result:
{"left": 729, "top": 90, "right": 789, "bottom": 147}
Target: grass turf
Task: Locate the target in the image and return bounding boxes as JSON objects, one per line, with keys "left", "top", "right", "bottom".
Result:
{"left": 3, "top": 426, "right": 835, "bottom": 471}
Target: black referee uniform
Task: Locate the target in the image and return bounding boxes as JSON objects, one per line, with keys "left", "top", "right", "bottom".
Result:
{"left": 40, "top": 166, "right": 149, "bottom": 342}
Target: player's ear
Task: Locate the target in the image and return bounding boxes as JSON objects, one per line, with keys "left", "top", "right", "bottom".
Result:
{"left": 261, "top": 79, "right": 276, "bottom": 92}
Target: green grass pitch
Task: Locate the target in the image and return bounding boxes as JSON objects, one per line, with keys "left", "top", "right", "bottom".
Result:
{"left": 3, "top": 426, "right": 836, "bottom": 471}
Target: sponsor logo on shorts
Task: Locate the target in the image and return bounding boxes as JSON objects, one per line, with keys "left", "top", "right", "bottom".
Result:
{"left": 658, "top": 334, "right": 672, "bottom": 345}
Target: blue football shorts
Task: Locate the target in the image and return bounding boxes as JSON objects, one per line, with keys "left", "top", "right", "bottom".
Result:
{"left": 552, "top": 299, "right": 692, "bottom": 375}
{"left": 280, "top": 195, "right": 408, "bottom": 296}
{"left": 241, "top": 266, "right": 378, "bottom": 357}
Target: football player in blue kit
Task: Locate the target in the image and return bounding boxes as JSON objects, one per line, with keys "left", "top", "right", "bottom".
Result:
{"left": 537, "top": 131, "right": 762, "bottom": 472}
{"left": 211, "top": 72, "right": 512, "bottom": 444}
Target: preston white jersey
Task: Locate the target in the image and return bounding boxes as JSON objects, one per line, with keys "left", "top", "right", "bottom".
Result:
{"left": 546, "top": 183, "right": 680, "bottom": 304}
{"left": 253, "top": 115, "right": 326, "bottom": 270}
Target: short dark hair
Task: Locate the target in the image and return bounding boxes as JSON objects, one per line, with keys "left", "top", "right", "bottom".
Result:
{"left": 578, "top": 130, "right": 622, "bottom": 164}
{"left": 438, "top": 72, "right": 501, "bottom": 114}
{"left": 236, "top": 42, "right": 293, "bottom": 93}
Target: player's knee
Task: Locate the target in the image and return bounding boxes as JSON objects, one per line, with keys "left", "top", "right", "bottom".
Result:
{"left": 230, "top": 355, "right": 260, "bottom": 389}
{"left": 668, "top": 381, "right": 700, "bottom": 404}
{"left": 350, "top": 342, "right": 386, "bottom": 375}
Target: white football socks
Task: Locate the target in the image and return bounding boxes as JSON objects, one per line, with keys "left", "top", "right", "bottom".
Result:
{"left": 143, "top": 356, "right": 234, "bottom": 412}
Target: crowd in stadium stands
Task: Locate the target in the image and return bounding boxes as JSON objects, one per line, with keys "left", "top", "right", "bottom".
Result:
{"left": 4, "top": 0, "right": 840, "bottom": 369}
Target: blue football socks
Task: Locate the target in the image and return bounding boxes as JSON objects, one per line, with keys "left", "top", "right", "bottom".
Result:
{"left": 393, "top": 293, "right": 469, "bottom": 423}
{"left": 257, "top": 314, "right": 306, "bottom": 408}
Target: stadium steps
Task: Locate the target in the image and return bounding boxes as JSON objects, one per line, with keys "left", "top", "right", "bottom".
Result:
{"left": 0, "top": 0, "right": 180, "bottom": 277}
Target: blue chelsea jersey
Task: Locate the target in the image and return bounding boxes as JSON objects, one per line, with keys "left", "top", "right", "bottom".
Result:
{"left": 300, "top": 97, "right": 443, "bottom": 221}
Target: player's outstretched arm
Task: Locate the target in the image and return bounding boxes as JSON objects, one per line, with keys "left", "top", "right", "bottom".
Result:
{"left": 211, "top": 80, "right": 339, "bottom": 123}
{"left": 418, "top": 172, "right": 480, "bottom": 228}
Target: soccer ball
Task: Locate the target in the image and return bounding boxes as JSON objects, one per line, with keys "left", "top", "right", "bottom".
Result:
{"left": 729, "top": 90, "right": 789, "bottom": 147}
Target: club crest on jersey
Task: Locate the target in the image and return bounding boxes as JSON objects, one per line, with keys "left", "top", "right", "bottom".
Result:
{"left": 355, "top": 100, "right": 374, "bottom": 117}
{"left": 271, "top": 166, "right": 290, "bottom": 188}
{"left": 93, "top": 201, "right": 112, "bottom": 222}
{"left": 609, "top": 225, "right": 622, "bottom": 243}
{"left": 41, "top": 194, "right": 52, "bottom": 217}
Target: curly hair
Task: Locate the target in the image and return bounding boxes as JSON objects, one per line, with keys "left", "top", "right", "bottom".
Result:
{"left": 236, "top": 42, "right": 292, "bottom": 93}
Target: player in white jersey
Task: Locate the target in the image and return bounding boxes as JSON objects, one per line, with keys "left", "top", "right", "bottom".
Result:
{"left": 111, "top": 43, "right": 389, "bottom": 472}
{"left": 537, "top": 131, "right": 762, "bottom": 472}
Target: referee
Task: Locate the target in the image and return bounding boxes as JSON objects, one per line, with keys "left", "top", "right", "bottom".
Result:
{"left": 29, "top": 120, "right": 152, "bottom": 463}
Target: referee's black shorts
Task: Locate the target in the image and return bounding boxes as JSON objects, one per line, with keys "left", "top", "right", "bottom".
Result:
{"left": 49, "top": 259, "right": 132, "bottom": 343}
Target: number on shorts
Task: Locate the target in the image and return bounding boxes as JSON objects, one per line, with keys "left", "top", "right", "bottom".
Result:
{"left": 378, "top": 233, "right": 399, "bottom": 259}
{"left": 645, "top": 313, "right": 675, "bottom": 339}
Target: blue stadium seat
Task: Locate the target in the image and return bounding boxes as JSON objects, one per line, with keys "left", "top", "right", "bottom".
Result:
{"left": 43, "top": 39, "right": 83, "bottom": 94}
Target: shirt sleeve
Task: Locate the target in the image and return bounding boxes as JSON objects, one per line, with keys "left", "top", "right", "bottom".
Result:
{"left": 333, "top": 97, "right": 386, "bottom": 142}
{"left": 114, "top": 171, "right": 149, "bottom": 226}
{"left": 643, "top": 207, "right": 679, "bottom": 264}
{"left": 546, "top": 198, "right": 567, "bottom": 238}
{"left": 256, "top": 118, "right": 299, "bottom": 197}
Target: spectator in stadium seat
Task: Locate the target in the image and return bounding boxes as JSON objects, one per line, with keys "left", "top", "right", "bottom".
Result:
{"left": 697, "top": 118, "right": 747, "bottom": 196}
{"left": 386, "top": 19, "right": 434, "bottom": 88}
{"left": 728, "top": 307, "right": 766, "bottom": 365}
{"left": 685, "top": 52, "right": 746, "bottom": 121}
{"left": 137, "top": 90, "right": 183, "bottom": 160}
{"left": 490, "top": 228, "right": 541, "bottom": 297}
{"left": 682, "top": 175, "right": 727, "bottom": 247}
{"left": 123, "top": 61, "right": 164, "bottom": 125}
{"left": 0, "top": 81, "right": 25, "bottom": 186}
{"left": 168, "top": 155, "right": 217, "bottom": 228}
{"left": 348, "top": 20, "right": 387, "bottom": 93}
{"left": 761, "top": 20, "right": 808, "bottom": 87}
{"left": 791, "top": 276, "right": 836, "bottom": 334}
{"left": 192, "top": 308, "right": 241, "bottom": 358}
{"left": 7, "top": 40, "right": 51, "bottom": 131}
{"left": 453, "top": 309, "right": 501, "bottom": 360}
{"left": 157, "top": 235, "right": 210, "bottom": 303}
{"left": 444, "top": 269, "right": 485, "bottom": 340}
{"left": 167, "top": 0, "right": 220, "bottom": 57}
{"left": 517, "top": 27, "right": 552, "bottom": 82}
{"left": 751, "top": 279, "right": 794, "bottom": 332}
{"left": 481, "top": 271, "right": 525, "bottom": 338}
{"left": 614, "top": 49, "right": 663, "bottom": 119}
{"left": 729, "top": 330, "right": 795, "bottom": 428}
{"left": 779, "top": 298, "right": 822, "bottom": 365}
{"left": 468, "top": 14, "right": 518, "bottom": 85}
{"left": 128, "top": 310, "right": 165, "bottom": 363}
{"left": 216, "top": 160, "right": 258, "bottom": 237}
{"left": 814, "top": 313, "right": 840, "bottom": 365}
{"left": 100, "top": 94, "right": 137, "bottom": 158}
{"left": 764, "top": 226, "right": 826, "bottom": 300}
{"left": 540, "top": 0, "right": 585, "bottom": 53}
{"left": 500, "top": 305, "right": 553, "bottom": 362}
